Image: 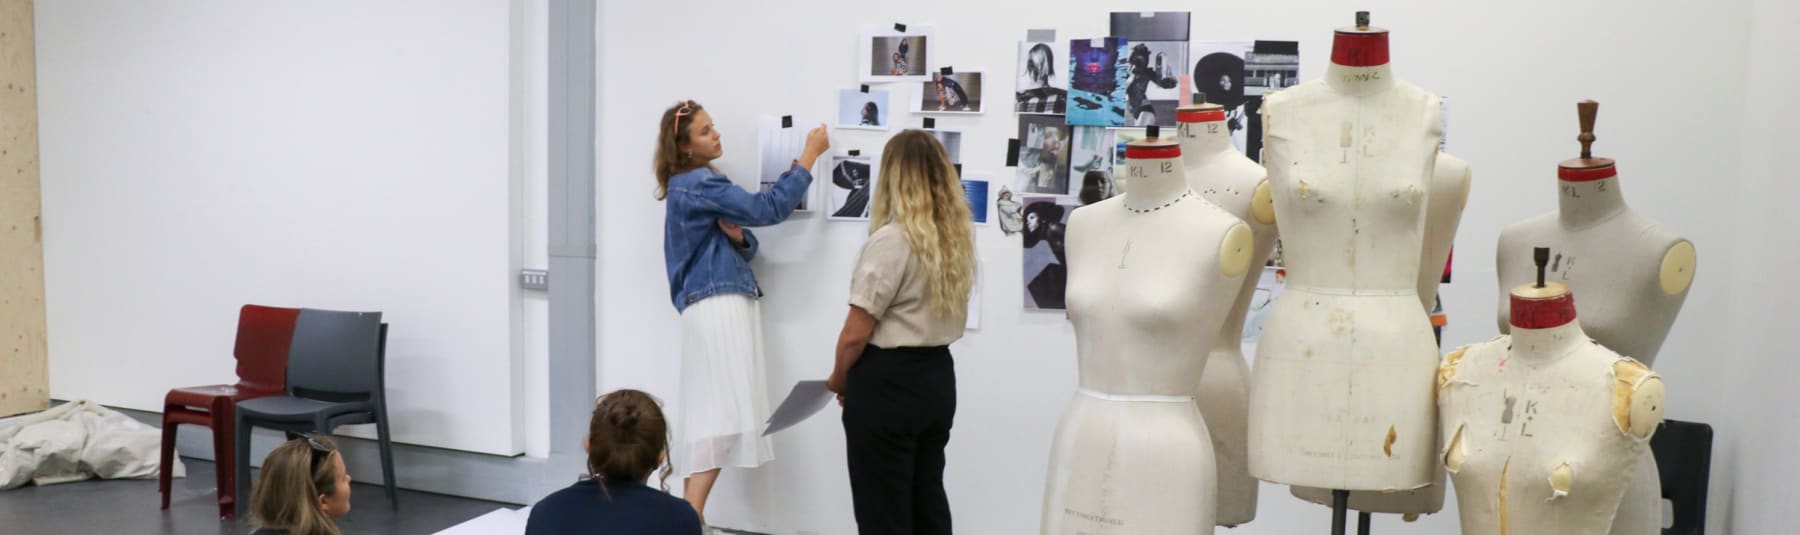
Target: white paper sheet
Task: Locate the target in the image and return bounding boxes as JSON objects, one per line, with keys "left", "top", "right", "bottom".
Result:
{"left": 763, "top": 380, "right": 836, "bottom": 437}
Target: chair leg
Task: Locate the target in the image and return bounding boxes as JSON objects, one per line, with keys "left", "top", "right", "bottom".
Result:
{"left": 234, "top": 412, "right": 253, "bottom": 521}
{"left": 158, "top": 410, "right": 178, "bottom": 510}
{"left": 213, "top": 403, "right": 237, "bottom": 520}
{"left": 375, "top": 413, "right": 398, "bottom": 509}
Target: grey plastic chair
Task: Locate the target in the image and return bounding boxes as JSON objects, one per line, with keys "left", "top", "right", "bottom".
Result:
{"left": 234, "top": 308, "right": 396, "bottom": 511}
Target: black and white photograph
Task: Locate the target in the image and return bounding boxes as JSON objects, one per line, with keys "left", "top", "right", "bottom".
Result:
{"left": 1190, "top": 41, "right": 1252, "bottom": 152}
{"left": 1017, "top": 114, "right": 1070, "bottom": 194}
{"left": 1111, "top": 12, "right": 1189, "bottom": 127}
{"left": 1021, "top": 195, "right": 1077, "bottom": 311}
{"left": 996, "top": 186, "right": 1023, "bottom": 235}
{"left": 1109, "top": 11, "right": 1191, "bottom": 42}
{"left": 826, "top": 154, "right": 876, "bottom": 221}
{"left": 756, "top": 115, "right": 811, "bottom": 212}
{"left": 925, "top": 129, "right": 963, "bottom": 164}
{"left": 859, "top": 25, "right": 932, "bottom": 82}
{"left": 1243, "top": 40, "right": 1301, "bottom": 162}
{"left": 1123, "top": 41, "right": 1185, "bottom": 127}
{"left": 1015, "top": 40, "right": 1067, "bottom": 114}
{"left": 1070, "top": 126, "right": 1114, "bottom": 205}
{"left": 917, "top": 71, "right": 984, "bottom": 114}
{"left": 1067, "top": 37, "right": 1128, "bottom": 127}
{"left": 836, "top": 88, "right": 891, "bottom": 131}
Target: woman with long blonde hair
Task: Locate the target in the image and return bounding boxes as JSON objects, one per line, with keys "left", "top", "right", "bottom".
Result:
{"left": 248, "top": 435, "right": 351, "bottom": 535}
{"left": 826, "top": 130, "right": 975, "bottom": 535}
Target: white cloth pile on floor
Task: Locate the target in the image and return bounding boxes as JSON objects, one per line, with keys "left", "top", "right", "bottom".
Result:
{"left": 0, "top": 400, "right": 184, "bottom": 490}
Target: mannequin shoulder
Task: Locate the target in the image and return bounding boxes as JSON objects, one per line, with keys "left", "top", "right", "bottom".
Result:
{"left": 1608, "top": 356, "right": 1665, "bottom": 439}
{"left": 1261, "top": 81, "right": 1329, "bottom": 112}
{"left": 1216, "top": 222, "right": 1254, "bottom": 278}
{"left": 1430, "top": 152, "right": 1473, "bottom": 212}
{"left": 1621, "top": 215, "right": 1696, "bottom": 295}
{"left": 1496, "top": 214, "right": 1558, "bottom": 251}
{"left": 1437, "top": 336, "right": 1508, "bottom": 392}
{"left": 1251, "top": 179, "right": 1277, "bottom": 226}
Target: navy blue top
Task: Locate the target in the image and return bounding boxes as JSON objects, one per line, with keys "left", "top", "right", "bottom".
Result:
{"left": 525, "top": 479, "right": 702, "bottom": 535}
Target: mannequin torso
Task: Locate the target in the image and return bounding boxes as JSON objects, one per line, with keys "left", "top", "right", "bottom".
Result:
{"left": 1290, "top": 149, "right": 1470, "bottom": 514}
{"left": 1495, "top": 169, "right": 1695, "bottom": 365}
{"left": 1442, "top": 282, "right": 1664, "bottom": 535}
{"left": 1248, "top": 26, "right": 1449, "bottom": 491}
{"left": 1041, "top": 139, "right": 1253, "bottom": 534}
{"left": 1180, "top": 104, "right": 1274, "bottom": 527}
{"left": 1495, "top": 152, "right": 1694, "bottom": 535}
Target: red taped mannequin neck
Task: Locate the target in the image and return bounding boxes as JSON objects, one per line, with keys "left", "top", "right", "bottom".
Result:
{"left": 1511, "top": 286, "right": 1577, "bottom": 330}
{"left": 1331, "top": 31, "right": 1390, "bottom": 67}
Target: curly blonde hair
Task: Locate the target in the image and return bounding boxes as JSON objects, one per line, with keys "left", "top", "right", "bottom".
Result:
{"left": 869, "top": 130, "right": 976, "bottom": 316}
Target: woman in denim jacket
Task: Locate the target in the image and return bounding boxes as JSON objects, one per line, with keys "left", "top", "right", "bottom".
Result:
{"left": 654, "top": 100, "right": 828, "bottom": 528}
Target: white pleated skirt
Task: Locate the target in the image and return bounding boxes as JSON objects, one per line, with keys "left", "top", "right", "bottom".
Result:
{"left": 675, "top": 293, "right": 775, "bottom": 476}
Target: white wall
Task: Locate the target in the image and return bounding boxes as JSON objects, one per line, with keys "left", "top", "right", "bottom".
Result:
{"left": 596, "top": 0, "right": 1796, "bottom": 533}
{"left": 1720, "top": 0, "right": 1800, "bottom": 532}
{"left": 35, "top": 0, "right": 551, "bottom": 457}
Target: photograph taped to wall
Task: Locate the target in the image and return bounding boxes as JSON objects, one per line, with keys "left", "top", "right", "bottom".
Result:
{"left": 922, "top": 128, "right": 963, "bottom": 164}
{"left": 1017, "top": 114, "right": 1071, "bottom": 194}
{"left": 1109, "top": 11, "right": 1191, "bottom": 41}
{"left": 1070, "top": 126, "right": 1117, "bottom": 205}
{"left": 826, "top": 154, "right": 876, "bottom": 221}
{"left": 1243, "top": 40, "right": 1301, "bottom": 162}
{"left": 1190, "top": 41, "right": 1252, "bottom": 153}
{"left": 837, "top": 88, "right": 892, "bottom": 131}
{"left": 1110, "top": 127, "right": 1148, "bottom": 192}
{"left": 757, "top": 115, "right": 812, "bottom": 212}
{"left": 917, "top": 71, "right": 984, "bottom": 114}
{"left": 1016, "top": 41, "right": 1067, "bottom": 114}
{"left": 1021, "top": 195, "right": 1078, "bottom": 310}
{"left": 962, "top": 171, "right": 991, "bottom": 224}
{"left": 1123, "top": 41, "right": 1185, "bottom": 127}
{"left": 860, "top": 25, "right": 932, "bottom": 82}
{"left": 996, "top": 186, "right": 1023, "bottom": 235}
{"left": 1068, "top": 37, "right": 1128, "bottom": 127}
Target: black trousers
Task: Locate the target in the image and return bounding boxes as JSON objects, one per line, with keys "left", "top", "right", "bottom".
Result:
{"left": 842, "top": 345, "right": 956, "bottom": 535}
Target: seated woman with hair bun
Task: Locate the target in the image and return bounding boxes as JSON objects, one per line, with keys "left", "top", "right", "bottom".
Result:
{"left": 526, "top": 389, "right": 701, "bottom": 535}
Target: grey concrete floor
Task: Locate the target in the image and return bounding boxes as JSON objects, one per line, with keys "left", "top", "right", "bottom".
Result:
{"left": 0, "top": 457, "right": 516, "bottom": 534}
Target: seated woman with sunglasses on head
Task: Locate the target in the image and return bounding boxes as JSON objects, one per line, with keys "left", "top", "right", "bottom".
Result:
{"left": 248, "top": 435, "right": 352, "bottom": 535}
{"left": 527, "top": 389, "right": 701, "bottom": 535}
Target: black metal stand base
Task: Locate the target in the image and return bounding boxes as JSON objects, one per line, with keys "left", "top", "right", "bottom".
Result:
{"left": 1329, "top": 491, "right": 1375, "bottom": 535}
{"left": 1331, "top": 490, "right": 1348, "bottom": 535}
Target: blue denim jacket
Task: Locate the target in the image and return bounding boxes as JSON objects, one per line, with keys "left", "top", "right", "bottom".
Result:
{"left": 663, "top": 164, "right": 812, "bottom": 312}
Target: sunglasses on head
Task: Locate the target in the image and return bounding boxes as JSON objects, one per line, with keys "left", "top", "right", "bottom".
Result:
{"left": 669, "top": 102, "right": 693, "bottom": 143}
{"left": 300, "top": 433, "right": 334, "bottom": 473}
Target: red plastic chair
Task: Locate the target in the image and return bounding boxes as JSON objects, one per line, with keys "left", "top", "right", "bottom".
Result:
{"left": 158, "top": 304, "right": 299, "bottom": 520}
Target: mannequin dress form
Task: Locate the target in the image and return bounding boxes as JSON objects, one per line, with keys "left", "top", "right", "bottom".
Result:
{"left": 1442, "top": 249, "right": 1665, "bottom": 534}
{"left": 1041, "top": 137, "right": 1254, "bottom": 534}
{"left": 1291, "top": 149, "right": 1470, "bottom": 515}
{"left": 1494, "top": 101, "right": 1695, "bottom": 535}
{"left": 1247, "top": 13, "right": 1455, "bottom": 494}
{"left": 1178, "top": 102, "right": 1274, "bottom": 527}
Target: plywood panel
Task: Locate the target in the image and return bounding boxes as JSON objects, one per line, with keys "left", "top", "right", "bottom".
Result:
{"left": 0, "top": 0, "right": 47, "bottom": 417}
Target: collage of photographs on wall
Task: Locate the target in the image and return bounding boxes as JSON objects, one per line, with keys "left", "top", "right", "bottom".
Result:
{"left": 1010, "top": 12, "right": 1302, "bottom": 316}
{"left": 760, "top": 14, "right": 1312, "bottom": 329}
